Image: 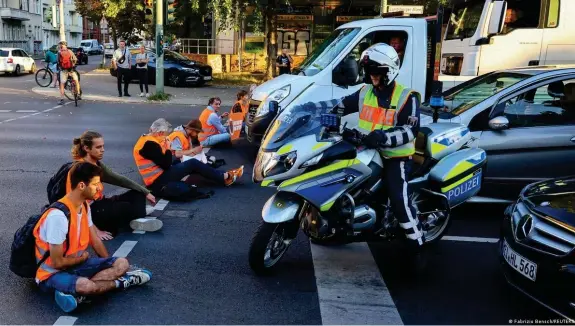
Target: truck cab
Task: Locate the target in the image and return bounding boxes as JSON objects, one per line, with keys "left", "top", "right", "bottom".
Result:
{"left": 245, "top": 16, "right": 436, "bottom": 144}
{"left": 439, "top": 0, "right": 575, "bottom": 90}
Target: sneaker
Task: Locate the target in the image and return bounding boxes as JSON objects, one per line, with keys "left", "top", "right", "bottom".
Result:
{"left": 146, "top": 93, "right": 150, "bottom": 97}
{"left": 58, "top": 99, "right": 65, "bottom": 105}
{"left": 54, "top": 291, "right": 86, "bottom": 313}
{"left": 117, "top": 269, "right": 152, "bottom": 288}
{"left": 140, "top": 92, "right": 144, "bottom": 97}
{"left": 225, "top": 165, "right": 244, "bottom": 186}
{"left": 130, "top": 218, "right": 163, "bottom": 232}
{"left": 145, "top": 205, "right": 155, "bottom": 215}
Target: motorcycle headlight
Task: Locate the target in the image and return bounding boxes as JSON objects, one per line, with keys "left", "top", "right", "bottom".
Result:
{"left": 301, "top": 153, "right": 323, "bottom": 168}
{"left": 263, "top": 151, "right": 297, "bottom": 177}
{"left": 256, "top": 85, "right": 291, "bottom": 118}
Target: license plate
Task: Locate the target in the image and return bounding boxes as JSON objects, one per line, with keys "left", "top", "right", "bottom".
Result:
{"left": 502, "top": 239, "right": 537, "bottom": 281}
{"left": 445, "top": 169, "right": 482, "bottom": 202}
{"left": 204, "top": 76, "right": 212, "bottom": 80}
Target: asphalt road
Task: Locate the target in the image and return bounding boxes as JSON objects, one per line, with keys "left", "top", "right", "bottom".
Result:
{"left": 0, "top": 87, "right": 564, "bottom": 324}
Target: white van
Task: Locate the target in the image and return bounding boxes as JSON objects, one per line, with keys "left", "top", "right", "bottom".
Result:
{"left": 245, "top": 15, "right": 439, "bottom": 144}
{"left": 80, "top": 39, "right": 101, "bottom": 55}
{"left": 439, "top": 0, "right": 575, "bottom": 90}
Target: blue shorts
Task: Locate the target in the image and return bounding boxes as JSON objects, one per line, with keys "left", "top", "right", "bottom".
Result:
{"left": 38, "top": 257, "right": 118, "bottom": 295}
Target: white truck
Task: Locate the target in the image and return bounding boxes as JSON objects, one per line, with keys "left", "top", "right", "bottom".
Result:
{"left": 245, "top": 14, "right": 442, "bottom": 143}
{"left": 439, "top": 0, "right": 575, "bottom": 90}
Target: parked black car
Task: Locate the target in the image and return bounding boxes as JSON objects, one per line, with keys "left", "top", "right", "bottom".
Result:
{"left": 109, "top": 48, "right": 212, "bottom": 87}
{"left": 48, "top": 45, "right": 88, "bottom": 65}
{"left": 500, "top": 176, "right": 575, "bottom": 320}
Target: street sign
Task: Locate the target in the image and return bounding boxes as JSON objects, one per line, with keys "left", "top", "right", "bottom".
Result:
{"left": 387, "top": 5, "right": 424, "bottom": 15}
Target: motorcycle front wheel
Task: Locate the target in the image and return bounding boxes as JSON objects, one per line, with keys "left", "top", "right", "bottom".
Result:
{"left": 248, "top": 219, "right": 298, "bottom": 276}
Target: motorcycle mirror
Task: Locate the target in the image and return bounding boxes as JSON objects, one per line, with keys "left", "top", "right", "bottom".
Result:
{"left": 269, "top": 100, "right": 279, "bottom": 114}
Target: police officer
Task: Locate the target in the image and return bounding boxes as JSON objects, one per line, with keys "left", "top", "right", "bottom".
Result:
{"left": 337, "top": 43, "right": 425, "bottom": 249}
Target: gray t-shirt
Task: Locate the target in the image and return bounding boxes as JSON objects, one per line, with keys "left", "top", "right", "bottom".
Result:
{"left": 113, "top": 48, "right": 131, "bottom": 69}
{"left": 136, "top": 53, "right": 149, "bottom": 69}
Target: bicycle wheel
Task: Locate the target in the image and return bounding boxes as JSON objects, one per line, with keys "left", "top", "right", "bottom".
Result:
{"left": 64, "top": 80, "right": 74, "bottom": 101}
{"left": 35, "top": 68, "right": 52, "bottom": 87}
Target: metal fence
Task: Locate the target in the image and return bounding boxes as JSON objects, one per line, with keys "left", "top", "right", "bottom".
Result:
{"left": 179, "top": 38, "right": 237, "bottom": 55}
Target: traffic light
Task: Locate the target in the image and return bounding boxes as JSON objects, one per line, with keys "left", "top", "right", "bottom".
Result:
{"left": 144, "top": 0, "right": 154, "bottom": 25}
{"left": 166, "top": 0, "right": 176, "bottom": 24}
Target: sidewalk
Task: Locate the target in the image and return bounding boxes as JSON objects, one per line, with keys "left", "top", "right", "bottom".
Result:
{"left": 31, "top": 71, "right": 244, "bottom": 106}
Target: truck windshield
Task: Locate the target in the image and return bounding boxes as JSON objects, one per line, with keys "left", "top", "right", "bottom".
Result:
{"left": 442, "top": 72, "right": 530, "bottom": 116}
{"left": 445, "top": 0, "right": 485, "bottom": 40}
{"left": 295, "top": 27, "right": 360, "bottom": 77}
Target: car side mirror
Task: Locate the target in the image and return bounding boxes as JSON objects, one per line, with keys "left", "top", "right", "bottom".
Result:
{"left": 488, "top": 0, "right": 506, "bottom": 35}
{"left": 333, "top": 57, "right": 359, "bottom": 87}
{"left": 488, "top": 116, "right": 509, "bottom": 130}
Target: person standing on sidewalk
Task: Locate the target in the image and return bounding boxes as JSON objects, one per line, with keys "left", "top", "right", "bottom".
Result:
{"left": 135, "top": 45, "right": 149, "bottom": 97}
{"left": 112, "top": 40, "right": 132, "bottom": 97}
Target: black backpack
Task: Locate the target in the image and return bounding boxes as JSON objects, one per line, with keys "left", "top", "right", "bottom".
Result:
{"left": 47, "top": 162, "right": 73, "bottom": 204}
{"left": 9, "top": 202, "right": 70, "bottom": 278}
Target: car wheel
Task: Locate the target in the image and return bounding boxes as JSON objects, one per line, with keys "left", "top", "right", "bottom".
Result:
{"left": 84, "top": 57, "right": 88, "bottom": 65}
{"left": 168, "top": 72, "right": 180, "bottom": 87}
{"left": 13, "top": 65, "right": 20, "bottom": 76}
{"left": 30, "top": 63, "right": 36, "bottom": 74}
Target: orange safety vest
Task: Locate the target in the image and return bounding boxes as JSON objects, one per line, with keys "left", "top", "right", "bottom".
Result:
{"left": 33, "top": 197, "right": 90, "bottom": 282}
{"left": 231, "top": 100, "right": 249, "bottom": 120}
{"left": 198, "top": 108, "right": 218, "bottom": 143}
{"left": 168, "top": 129, "right": 191, "bottom": 151}
{"left": 133, "top": 134, "right": 167, "bottom": 186}
{"left": 65, "top": 158, "right": 103, "bottom": 201}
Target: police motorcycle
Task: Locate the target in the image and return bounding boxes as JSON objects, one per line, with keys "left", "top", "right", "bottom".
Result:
{"left": 248, "top": 82, "right": 487, "bottom": 277}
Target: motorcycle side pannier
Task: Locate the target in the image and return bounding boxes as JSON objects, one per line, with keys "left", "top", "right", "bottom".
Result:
{"left": 428, "top": 148, "right": 487, "bottom": 207}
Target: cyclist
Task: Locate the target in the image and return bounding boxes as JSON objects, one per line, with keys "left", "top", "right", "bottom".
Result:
{"left": 57, "top": 41, "right": 81, "bottom": 104}
{"left": 44, "top": 47, "right": 59, "bottom": 88}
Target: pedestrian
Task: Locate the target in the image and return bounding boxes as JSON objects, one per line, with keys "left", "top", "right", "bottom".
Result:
{"left": 34, "top": 162, "right": 152, "bottom": 313}
{"left": 276, "top": 48, "right": 293, "bottom": 75}
{"left": 112, "top": 40, "right": 132, "bottom": 97}
{"left": 198, "top": 97, "right": 231, "bottom": 147}
{"left": 133, "top": 118, "right": 244, "bottom": 198}
{"left": 68, "top": 131, "right": 162, "bottom": 236}
{"left": 135, "top": 45, "right": 149, "bottom": 97}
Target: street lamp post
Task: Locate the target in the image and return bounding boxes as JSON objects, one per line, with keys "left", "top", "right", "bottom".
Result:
{"left": 58, "top": 0, "right": 65, "bottom": 42}
{"left": 155, "top": 0, "right": 164, "bottom": 93}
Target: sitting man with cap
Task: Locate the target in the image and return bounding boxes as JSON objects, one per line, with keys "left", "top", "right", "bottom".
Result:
{"left": 168, "top": 119, "right": 205, "bottom": 163}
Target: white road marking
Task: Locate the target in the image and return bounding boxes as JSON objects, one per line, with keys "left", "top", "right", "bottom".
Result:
{"left": 0, "top": 110, "right": 11, "bottom": 112}
{"left": 53, "top": 316, "right": 78, "bottom": 325}
{"left": 311, "top": 242, "right": 403, "bottom": 325}
{"left": 16, "top": 109, "right": 37, "bottom": 113}
{"left": 112, "top": 240, "right": 138, "bottom": 258}
{"left": 442, "top": 235, "right": 499, "bottom": 243}
{"left": 0, "top": 103, "right": 68, "bottom": 124}
{"left": 154, "top": 199, "right": 169, "bottom": 211}
{"left": 132, "top": 230, "right": 146, "bottom": 234}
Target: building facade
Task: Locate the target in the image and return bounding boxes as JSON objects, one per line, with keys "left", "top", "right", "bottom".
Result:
{"left": 41, "top": 0, "right": 82, "bottom": 50}
{"left": 0, "top": 0, "right": 43, "bottom": 56}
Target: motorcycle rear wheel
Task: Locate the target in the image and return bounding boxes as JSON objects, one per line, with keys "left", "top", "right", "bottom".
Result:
{"left": 248, "top": 220, "right": 298, "bottom": 276}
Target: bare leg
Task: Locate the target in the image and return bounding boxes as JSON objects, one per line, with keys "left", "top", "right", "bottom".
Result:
{"left": 75, "top": 277, "right": 117, "bottom": 295}
{"left": 90, "top": 257, "right": 129, "bottom": 281}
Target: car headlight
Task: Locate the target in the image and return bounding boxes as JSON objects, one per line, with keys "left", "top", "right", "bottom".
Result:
{"left": 256, "top": 85, "right": 291, "bottom": 118}
{"left": 301, "top": 153, "right": 323, "bottom": 168}
{"left": 182, "top": 67, "right": 199, "bottom": 73}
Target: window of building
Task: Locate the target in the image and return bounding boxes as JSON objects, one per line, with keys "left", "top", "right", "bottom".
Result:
{"left": 546, "top": 0, "right": 560, "bottom": 28}
{"left": 20, "top": 0, "right": 28, "bottom": 11}
{"left": 501, "top": 77, "right": 575, "bottom": 127}
{"left": 501, "top": 0, "right": 541, "bottom": 34}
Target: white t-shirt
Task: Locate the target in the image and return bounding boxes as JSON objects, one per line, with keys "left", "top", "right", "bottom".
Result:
{"left": 38, "top": 205, "right": 93, "bottom": 245}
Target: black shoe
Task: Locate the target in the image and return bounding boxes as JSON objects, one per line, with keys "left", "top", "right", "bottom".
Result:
{"left": 118, "top": 94, "right": 122, "bottom": 97}
{"left": 124, "top": 93, "right": 131, "bottom": 97}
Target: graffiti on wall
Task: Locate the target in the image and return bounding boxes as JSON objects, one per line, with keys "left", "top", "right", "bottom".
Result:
{"left": 277, "top": 29, "right": 311, "bottom": 56}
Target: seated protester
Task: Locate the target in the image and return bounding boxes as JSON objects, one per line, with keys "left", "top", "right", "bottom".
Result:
{"left": 199, "top": 97, "right": 231, "bottom": 147}
{"left": 230, "top": 90, "right": 249, "bottom": 121}
{"left": 168, "top": 119, "right": 205, "bottom": 163}
{"left": 34, "top": 162, "right": 152, "bottom": 313}
{"left": 68, "top": 131, "right": 162, "bottom": 237}
{"left": 133, "top": 118, "right": 244, "bottom": 198}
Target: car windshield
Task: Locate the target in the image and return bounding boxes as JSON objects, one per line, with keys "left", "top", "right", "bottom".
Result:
{"left": 164, "top": 50, "right": 189, "bottom": 61}
{"left": 260, "top": 100, "right": 339, "bottom": 152}
{"left": 295, "top": 27, "right": 361, "bottom": 77}
{"left": 444, "top": 0, "right": 484, "bottom": 40}
{"left": 441, "top": 72, "right": 530, "bottom": 116}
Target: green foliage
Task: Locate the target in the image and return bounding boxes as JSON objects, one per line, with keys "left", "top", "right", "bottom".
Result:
{"left": 147, "top": 91, "right": 172, "bottom": 101}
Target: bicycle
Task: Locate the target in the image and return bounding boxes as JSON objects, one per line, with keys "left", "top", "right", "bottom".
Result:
{"left": 35, "top": 62, "right": 58, "bottom": 88}
{"left": 63, "top": 70, "right": 82, "bottom": 107}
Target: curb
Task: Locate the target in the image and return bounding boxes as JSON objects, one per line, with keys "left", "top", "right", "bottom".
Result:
{"left": 30, "top": 87, "right": 236, "bottom": 106}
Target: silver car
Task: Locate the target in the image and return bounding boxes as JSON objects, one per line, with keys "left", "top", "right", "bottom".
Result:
{"left": 420, "top": 66, "right": 575, "bottom": 203}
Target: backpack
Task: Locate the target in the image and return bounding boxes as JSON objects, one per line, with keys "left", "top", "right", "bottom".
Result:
{"left": 9, "top": 202, "right": 70, "bottom": 278}
{"left": 59, "top": 50, "right": 73, "bottom": 70}
{"left": 47, "top": 162, "right": 73, "bottom": 204}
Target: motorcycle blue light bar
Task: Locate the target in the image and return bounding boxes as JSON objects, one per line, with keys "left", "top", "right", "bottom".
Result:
{"left": 321, "top": 114, "right": 339, "bottom": 128}
{"left": 429, "top": 95, "right": 444, "bottom": 108}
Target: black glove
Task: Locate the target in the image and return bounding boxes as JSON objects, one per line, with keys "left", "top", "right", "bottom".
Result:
{"left": 363, "top": 130, "right": 386, "bottom": 149}
{"left": 341, "top": 128, "right": 358, "bottom": 141}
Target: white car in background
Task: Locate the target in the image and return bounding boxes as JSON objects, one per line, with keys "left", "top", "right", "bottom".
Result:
{"left": 0, "top": 48, "right": 36, "bottom": 76}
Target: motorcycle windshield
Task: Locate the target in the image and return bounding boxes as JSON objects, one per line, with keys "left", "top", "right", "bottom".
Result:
{"left": 260, "top": 101, "right": 338, "bottom": 152}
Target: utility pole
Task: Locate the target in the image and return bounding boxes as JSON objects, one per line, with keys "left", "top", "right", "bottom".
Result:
{"left": 155, "top": 0, "right": 164, "bottom": 93}
{"left": 380, "top": 0, "right": 388, "bottom": 14}
{"left": 58, "top": 0, "right": 66, "bottom": 42}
